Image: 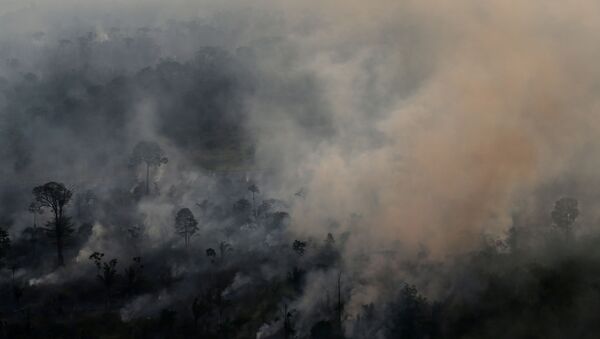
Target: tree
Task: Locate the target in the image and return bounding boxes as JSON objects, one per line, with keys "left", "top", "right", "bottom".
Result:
{"left": 124, "top": 256, "right": 144, "bottom": 296}
{"left": 127, "top": 222, "right": 145, "bottom": 255}
{"left": 385, "top": 285, "right": 432, "bottom": 339}
{"left": 25, "top": 202, "right": 43, "bottom": 256}
{"left": 287, "top": 266, "right": 306, "bottom": 293}
{"left": 129, "top": 141, "right": 168, "bottom": 195}
{"left": 219, "top": 241, "right": 232, "bottom": 261}
{"left": 11, "top": 265, "right": 24, "bottom": 308}
{"left": 206, "top": 248, "right": 216, "bottom": 263}
{"left": 326, "top": 233, "right": 335, "bottom": 246}
{"left": 551, "top": 197, "right": 579, "bottom": 236}
{"left": 293, "top": 240, "right": 306, "bottom": 256}
{"left": 28, "top": 201, "right": 43, "bottom": 227}
{"left": 311, "top": 321, "right": 335, "bottom": 339}
{"left": 283, "top": 303, "right": 296, "bottom": 339}
{"left": 89, "top": 252, "right": 119, "bottom": 309}
{"left": 336, "top": 272, "right": 344, "bottom": 333}
{"left": 0, "top": 227, "right": 10, "bottom": 267}
{"left": 32, "top": 182, "right": 73, "bottom": 266}
{"left": 248, "top": 184, "right": 259, "bottom": 219}
{"left": 175, "top": 208, "right": 199, "bottom": 248}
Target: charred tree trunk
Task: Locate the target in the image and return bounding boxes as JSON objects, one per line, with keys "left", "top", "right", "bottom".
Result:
{"left": 55, "top": 208, "right": 65, "bottom": 266}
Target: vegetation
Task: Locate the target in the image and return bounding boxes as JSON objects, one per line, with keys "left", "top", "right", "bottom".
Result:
{"left": 174, "top": 208, "right": 199, "bottom": 248}
{"left": 0, "top": 12, "right": 597, "bottom": 339}
{"left": 32, "top": 182, "right": 73, "bottom": 267}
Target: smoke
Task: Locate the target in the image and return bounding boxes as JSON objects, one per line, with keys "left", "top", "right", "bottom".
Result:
{"left": 237, "top": 0, "right": 600, "bottom": 257}
{"left": 1, "top": 0, "right": 600, "bottom": 336}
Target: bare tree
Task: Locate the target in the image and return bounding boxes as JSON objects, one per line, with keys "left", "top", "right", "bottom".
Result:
{"left": 129, "top": 141, "right": 168, "bottom": 195}
{"left": 248, "top": 184, "right": 259, "bottom": 219}
{"left": 32, "top": 182, "right": 73, "bottom": 267}
{"left": 175, "top": 208, "right": 199, "bottom": 248}
{"left": 24, "top": 202, "right": 43, "bottom": 256}
{"left": 28, "top": 201, "right": 43, "bottom": 228}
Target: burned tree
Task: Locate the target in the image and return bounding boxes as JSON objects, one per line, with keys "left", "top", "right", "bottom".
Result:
{"left": 28, "top": 201, "right": 43, "bottom": 228}
{"left": 32, "top": 182, "right": 73, "bottom": 267}
{"left": 175, "top": 208, "right": 199, "bottom": 248}
{"left": 248, "top": 184, "right": 259, "bottom": 219}
{"left": 24, "top": 202, "right": 44, "bottom": 257}
{"left": 129, "top": 141, "right": 168, "bottom": 195}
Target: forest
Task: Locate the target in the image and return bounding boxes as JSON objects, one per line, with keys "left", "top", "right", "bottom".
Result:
{"left": 2, "top": 1, "right": 600, "bottom": 338}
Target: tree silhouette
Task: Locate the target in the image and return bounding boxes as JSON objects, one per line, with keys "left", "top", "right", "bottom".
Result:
{"left": 127, "top": 222, "right": 145, "bottom": 255}
{"left": 32, "top": 182, "right": 73, "bottom": 267}
{"left": 385, "top": 285, "right": 432, "bottom": 339}
{"left": 336, "top": 272, "right": 344, "bottom": 334}
{"left": 206, "top": 248, "right": 216, "bottom": 263}
{"left": 0, "top": 228, "right": 10, "bottom": 267}
{"left": 192, "top": 295, "right": 210, "bottom": 333}
{"left": 175, "top": 208, "right": 199, "bottom": 248}
{"left": 326, "top": 233, "right": 335, "bottom": 246}
{"left": 25, "top": 202, "right": 43, "bottom": 257}
{"left": 293, "top": 240, "right": 306, "bottom": 256}
{"left": 248, "top": 184, "right": 259, "bottom": 219}
{"left": 28, "top": 201, "right": 43, "bottom": 227}
{"left": 89, "top": 252, "right": 119, "bottom": 309}
{"left": 283, "top": 303, "right": 296, "bottom": 339}
{"left": 124, "top": 256, "right": 144, "bottom": 296}
{"left": 11, "top": 265, "right": 24, "bottom": 308}
{"left": 129, "top": 141, "right": 168, "bottom": 195}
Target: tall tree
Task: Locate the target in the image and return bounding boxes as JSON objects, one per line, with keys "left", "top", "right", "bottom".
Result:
{"left": 248, "top": 184, "right": 259, "bottom": 219}
{"left": 25, "top": 201, "right": 43, "bottom": 256}
{"left": 32, "top": 182, "right": 73, "bottom": 266}
{"left": 28, "top": 201, "right": 43, "bottom": 228}
{"left": 0, "top": 227, "right": 10, "bottom": 268}
{"left": 129, "top": 141, "right": 168, "bottom": 195}
{"left": 175, "top": 208, "right": 199, "bottom": 248}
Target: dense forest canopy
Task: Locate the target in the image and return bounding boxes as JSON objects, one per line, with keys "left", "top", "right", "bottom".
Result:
{"left": 1, "top": 1, "right": 600, "bottom": 338}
